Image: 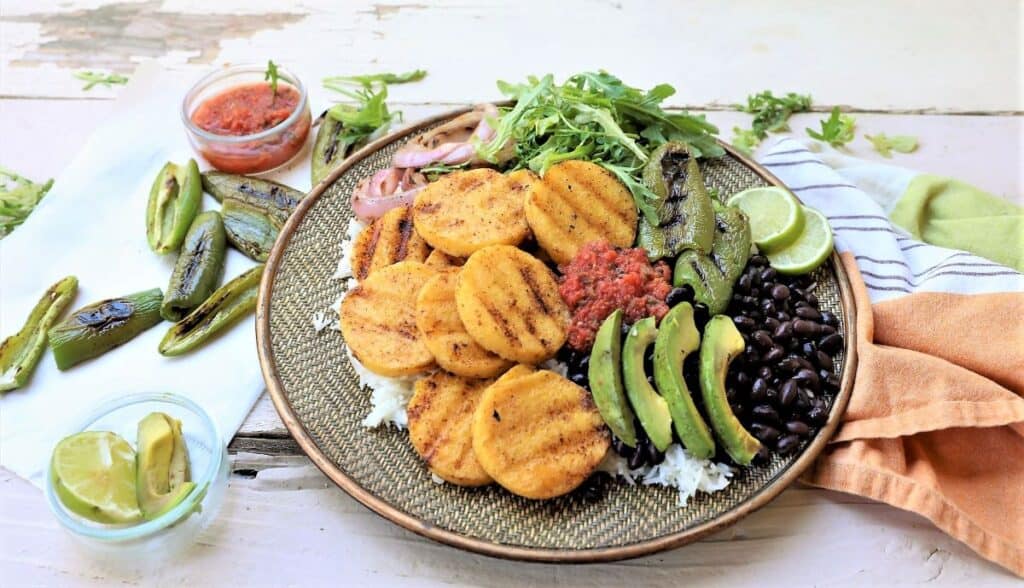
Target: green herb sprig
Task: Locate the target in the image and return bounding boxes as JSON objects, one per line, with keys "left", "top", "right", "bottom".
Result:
{"left": 865, "top": 133, "right": 919, "bottom": 158}
{"left": 73, "top": 71, "right": 129, "bottom": 91}
{"left": 0, "top": 167, "right": 54, "bottom": 238}
{"left": 731, "top": 90, "right": 812, "bottom": 153}
{"left": 264, "top": 60, "right": 280, "bottom": 94}
{"left": 476, "top": 71, "right": 723, "bottom": 224}
{"left": 321, "top": 70, "right": 428, "bottom": 160}
{"left": 806, "top": 107, "right": 856, "bottom": 147}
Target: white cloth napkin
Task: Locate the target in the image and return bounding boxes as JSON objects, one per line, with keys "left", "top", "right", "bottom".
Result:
{"left": 0, "top": 63, "right": 314, "bottom": 488}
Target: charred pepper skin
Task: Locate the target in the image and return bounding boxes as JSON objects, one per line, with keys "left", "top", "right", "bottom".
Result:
{"left": 159, "top": 265, "right": 264, "bottom": 356}
{"left": 161, "top": 211, "right": 227, "bottom": 321}
{"left": 200, "top": 171, "right": 303, "bottom": 224}
{"left": 48, "top": 288, "right": 164, "bottom": 370}
{"left": 0, "top": 276, "right": 78, "bottom": 392}
{"left": 221, "top": 199, "right": 282, "bottom": 262}
{"left": 147, "top": 160, "right": 202, "bottom": 255}
{"left": 311, "top": 111, "right": 364, "bottom": 186}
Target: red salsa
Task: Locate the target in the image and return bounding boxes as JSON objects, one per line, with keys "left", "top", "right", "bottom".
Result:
{"left": 189, "top": 81, "right": 309, "bottom": 174}
{"left": 558, "top": 240, "right": 673, "bottom": 351}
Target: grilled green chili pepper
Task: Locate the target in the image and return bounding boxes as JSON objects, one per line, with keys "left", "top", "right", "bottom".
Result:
{"left": 147, "top": 159, "right": 202, "bottom": 255}
{"left": 637, "top": 142, "right": 715, "bottom": 260}
{"left": 673, "top": 202, "right": 752, "bottom": 315}
{"left": 311, "top": 112, "right": 365, "bottom": 186}
{"left": 159, "top": 265, "right": 264, "bottom": 356}
{"left": 48, "top": 288, "right": 164, "bottom": 370}
{"left": 161, "top": 211, "right": 227, "bottom": 321}
{"left": 201, "top": 172, "right": 302, "bottom": 225}
{"left": 0, "top": 276, "right": 78, "bottom": 391}
{"left": 221, "top": 198, "right": 282, "bottom": 262}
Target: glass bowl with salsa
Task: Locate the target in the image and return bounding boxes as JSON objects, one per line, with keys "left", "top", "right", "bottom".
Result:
{"left": 182, "top": 64, "right": 311, "bottom": 174}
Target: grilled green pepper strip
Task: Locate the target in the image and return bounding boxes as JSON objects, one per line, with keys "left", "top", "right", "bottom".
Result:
{"left": 161, "top": 211, "right": 227, "bottom": 321}
{"left": 311, "top": 112, "right": 365, "bottom": 186}
{"left": 48, "top": 288, "right": 163, "bottom": 370}
{"left": 0, "top": 276, "right": 78, "bottom": 391}
{"left": 159, "top": 265, "right": 264, "bottom": 356}
{"left": 637, "top": 142, "right": 715, "bottom": 260}
{"left": 221, "top": 198, "right": 282, "bottom": 262}
{"left": 147, "top": 160, "right": 202, "bottom": 254}
{"left": 673, "top": 202, "right": 752, "bottom": 315}
{"left": 201, "top": 172, "right": 303, "bottom": 225}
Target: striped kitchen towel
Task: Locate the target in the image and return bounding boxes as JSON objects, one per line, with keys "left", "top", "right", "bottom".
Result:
{"left": 758, "top": 138, "right": 1024, "bottom": 577}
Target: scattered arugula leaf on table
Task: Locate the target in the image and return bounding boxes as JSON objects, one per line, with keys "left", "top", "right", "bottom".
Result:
{"left": 73, "top": 71, "right": 129, "bottom": 91}
{"left": 865, "top": 133, "right": 919, "bottom": 158}
{"left": 475, "top": 71, "right": 723, "bottom": 224}
{"left": 321, "top": 70, "right": 428, "bottom": 157}
{"left": 323, "top": 70, "right": 427, "bottom": 87}
{"left": 730, "top": 90, "right": 812, "bottom": 153}
{"left": 0, "top": 167, "right": 54, "bottom": 238}
{"left": 806, "top": 107, "right": 856, "bottom": 147}
{"left": 265, "top": 60, "right": 280, "bottom": 94}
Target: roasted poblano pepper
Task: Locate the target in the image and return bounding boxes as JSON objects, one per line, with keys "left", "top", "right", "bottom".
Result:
{"left": 161, "top": 211, "right": 227, "bottom": 321}
{"left": 200, "top": 171, "right": 303, "bottom": 225}
{"left": 637, "top": 142, "right": 715, "bottom": 260}
{"left": 159, "top": 265, "right": 264, "bottom": 356}
{"left": 48, "top": 288, "right": 164, "bottom": 370}
{"left": 673, "top": 202, "right": 752, "bottom": 315}
{"left": 311, "top": 111, "right": 365, "bottom": 186}
{"left": 0, "top": 276, "right": 78, "bottom": 391}
{"left": 147, "top": 160, "right": 202, "bottom": 255}
{"left": 221, "top": 198, "right": 282, "bottom": 262}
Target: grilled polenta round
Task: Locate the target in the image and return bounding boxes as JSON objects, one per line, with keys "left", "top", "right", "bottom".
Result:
{"left": 415, "top": 270, "right": 512, "bottom": 378}
{"left": 339, "top": 261, "right": 436, "bottom": 376}
{"left": 456, "top": 245, "right": 569, "bottom": 363}
{"left": 412, "top": 168, "right": 529, "bottom": 257}
{"left": 351, "top": 205, "right": 431, "bottom": 280}
{"left": 525, "top": 160, "right": 638, "bottom": 265}
{"left": 408, "top": 371, "right": 494, "bottom": 486}
{"left": 472, "top": 370, "right": 610, "bottom": 499}
{"left": 424, "top": 249, "right": 464, "bottom": 270}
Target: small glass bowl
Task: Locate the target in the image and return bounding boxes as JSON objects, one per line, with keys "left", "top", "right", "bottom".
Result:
{"left": 45, "top": 392, "right": 229, "bottom": 569}
{"left": 181, "top": 64, "right": 311, "bottom": 174}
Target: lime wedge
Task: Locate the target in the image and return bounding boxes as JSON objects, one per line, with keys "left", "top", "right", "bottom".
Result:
{"left": 51, "top": 431, "right": 143, "bottom": 524}
{"left": 766, "top": 206, "right": 834, "bottom": 275}
{"left": 727, "top": 186, "right": 804, "bottom": 253}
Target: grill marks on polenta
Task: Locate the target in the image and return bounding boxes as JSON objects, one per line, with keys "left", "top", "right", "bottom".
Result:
{"left": 352, "top": 206, "right": 431, "bottom": 280}
{"left": 456, "top": 245, "right": 569, "bottom": 363}
{"left": 472, "top": 371, "right": 610, "bottom": 499}
{"left": 524, "top": 160, "right": 638, "bottom": 265}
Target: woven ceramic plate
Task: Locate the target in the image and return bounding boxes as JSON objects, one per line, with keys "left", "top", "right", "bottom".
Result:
{"left": 256, "top": 108, "right": 857, "bottom": 562}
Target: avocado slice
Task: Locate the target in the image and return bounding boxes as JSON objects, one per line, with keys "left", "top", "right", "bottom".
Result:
{"left": 653, "top": 303, "right": 716, "bottom": 459}
{"left": 136, "top": 412, "right": 195, "bottom": 519}
{"left": 587, "top": 310, "right": 638, "bottom": 447}
{"left": 673, "top": 202, "right": 753, "bottom": 314}
{"left": 622, "top": 317, "right": 673, "bottom": 451}
{"left": 699, "top": 316, "right": 762, "bottom": 465}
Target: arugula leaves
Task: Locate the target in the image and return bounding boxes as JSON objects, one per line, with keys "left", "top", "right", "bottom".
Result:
{"left": 73, "top": 71, "right": 129, "bottom": 91}
{"left": 1, "top": 167, "right": 53, "bottom": 238}
{"left": 865, "top": 133, "right": 919, "bottom": 158}
{"left": 806, "top": 107, "right": 856, "bottom": 147}
{"left": 321, "top": 70, "right": 428, "bottom": 156}
{"left": 731, "top": 90, "right": 812, "bottom": 153}
{"left": 476, "top": 71, "right": 723, "bottom": 224}
{"left": 323, "top": 70, "right": 426, "bottom": 87}
{"left": 264, "top": 60, "right": 280, "bottom": 94}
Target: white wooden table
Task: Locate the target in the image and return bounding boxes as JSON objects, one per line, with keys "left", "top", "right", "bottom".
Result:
{"left": 1, "top": 1, "right": 1021, "bottom": 585}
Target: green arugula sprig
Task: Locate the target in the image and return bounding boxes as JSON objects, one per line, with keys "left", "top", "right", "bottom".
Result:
{"left": 321, "top": 70, "right": 428, "bottom": 159}
{"left": 476, "top": 71, "right": 723, "bottom": 224}
{"left": 73, "top": 71, "right": 129, "bottom": 91}
{"left": 731, "top": 90, "right": 812, "bottom": 153}
{"left": 264, "top": 60, "right": 280, "bottom": 94}
{"left": 0, "top": 167, "right": 54, "bottom": 238}
{"left": 865, "top": 133, "right": 919, "bottom": 158}
{"left": 806, "top": 107, "right": 856, "bottom": 147}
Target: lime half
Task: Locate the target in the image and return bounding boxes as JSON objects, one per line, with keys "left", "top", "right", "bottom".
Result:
{"left": 51, "top": 431, "right": 143, "bottom": 524}
{"left": 766, "top": 206, "right": 834, "bottom": 275}
{"left": 727, "top": 186, "right": 804, "bottom": 253}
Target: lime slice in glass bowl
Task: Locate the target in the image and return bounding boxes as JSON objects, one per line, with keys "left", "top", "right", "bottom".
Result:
{"left": 51, "top": 431, "right": 143, "bottom": 524}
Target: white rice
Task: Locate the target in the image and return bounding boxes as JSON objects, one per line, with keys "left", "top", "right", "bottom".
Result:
{"left": 598, "top": 444, "right": 734, "bottom": 506}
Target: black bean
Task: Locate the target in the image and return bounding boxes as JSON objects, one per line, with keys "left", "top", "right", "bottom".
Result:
{"left": 645, "top": 374, "right": 655, "bottom": 387}
{"left": 627, "top": 447, "right": 646, "bottom": 469}
{"left": 820, "top": 311, "right": 839, "bottom": 327}
{"left": 621, "top": 322, "right": 632, "bottom": 337}
{"left": 736, "top": 371, "right": 751, "bottom": 388}
{"left": 819, "top": 333, "right": 844, "bottom": 353}
{"left": 751, "top": 423, "right": 780, "bottom": 444}
{"left": 780, "top": 380, "right": 798, "bottom": 407}
{"left": 726, "top": 386, "right": 738, "bottom": 402}
{"left": 792, "top": 356, "right": 815, "bottom": 371}
{"left": 736, "top": 274, "right": 752, "bottom": 294}
{"left": 772, "top": 321, "right": 794, "bottom": 342}
{"left": 777, "top": 434, "right": 800, "bottom": 455}
{"left": 801, "top": 341, "right": 817, "bottom": 356}
{"left": 763, "top": 345, "right": 785, "bottom": 363}
{"left": 757, "top": 365, "right": 773, "bottom": 380}
{"left": 766, "top": 386, "right": 779, "bottom": 403}
{"left": 807, "top": 405, "right": 828, "bottom": 425}
{"left": 793, "top": 319, "right": 821, "bottom": 338}
{"left": 730, "top": 401, "right": 746, "bottom": 417}
{"left": 775, "top": 311, "right": 791, "bottom": 322}
{"left": 752, "top": 404, "right": 780, "bottom": 423}
{"left": 786, "top": 420, "right": 810, "bottom": 436}
{"left": 646, "top": 442, "right": 665, "bottom": 466}
{"left": 612, "top": 437, "right": 635, "bottom": 458}
{"left": 666, "top": 286, "right": 695, "bottom": 307}
{"left": 753, "top": 330, "right": 773, "bottom": 349}
{"left": 750, "top": 255, "right": 768, "bottom": 267}
{"left": 819, "top": 324, "right": 837, "bottom": 337}
{"left": 813, "top": 349, "right": 833, "bottom": 370}
{"left": 753, "top": 445, "right": 771, "bottom": 465}
{"left": 778, "top": 357, "right": 802, "bottom": 373}
{"left": 759, "top": 299, "right": 776, "bottom": 315}
{"left": 693, "top": 303, "right": 710, "bottom": 330}
{"left": 806, "top": 293, "right": 819, "bottom": 308}
{"left": 771, "top": 284, "right": 790, "bottom": 301}
{"left": 763, "top": 317, "right": 781, "bottom": 332}
{"left": 825, "top": 373, "right": 841, "bottom": 390}
{"left": 570, "top": 372, "right": 588, "bottom": 387}
{"left": 793, "top": 368, "right": 820, "bottom": 390}
{"left": 794, "top": 300, "right": 810, "bottom": 309}
{"left": 578, "top": 353, "right": 590, "bottom": 371}
{"left": 760, "top": 267, "right": 777, "bottom": 281}
{"left": 795, "top": 306, "right": 822, "bottom": 321}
